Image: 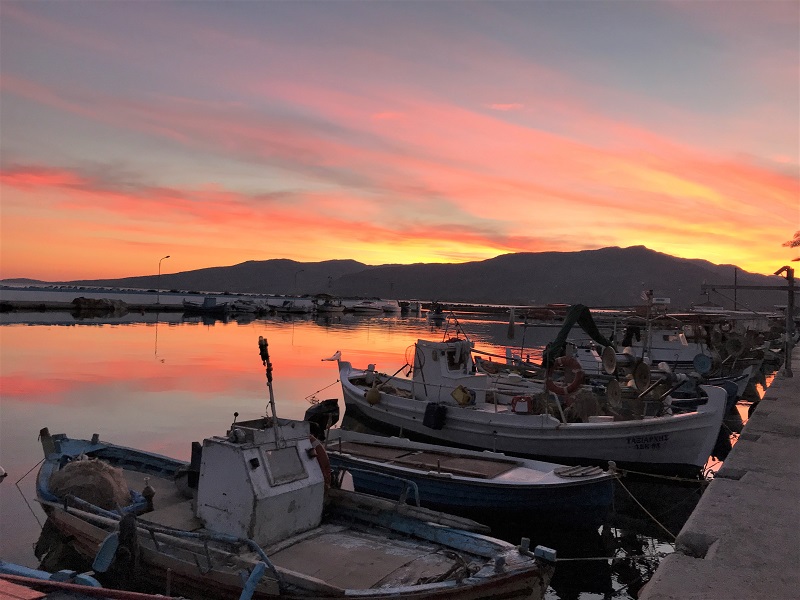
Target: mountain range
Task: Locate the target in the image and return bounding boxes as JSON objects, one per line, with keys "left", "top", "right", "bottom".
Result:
{"left": 5, "top": 246, "right": 793, "bottom": 310}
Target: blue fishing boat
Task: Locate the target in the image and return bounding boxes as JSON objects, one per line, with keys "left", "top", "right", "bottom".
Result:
{"left": 326, "top": 429, "right": 615, "bottom": 528}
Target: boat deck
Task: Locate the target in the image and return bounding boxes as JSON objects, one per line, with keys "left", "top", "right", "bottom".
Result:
{"left": 122, "top": 470, "right": 202, "bottom": 531}
{"left": 117, "top": 468, "right": 489, "bottom": 592}
{"left": 268, "top": 525, "right": 464, "bottom": 589}
{"left": 330, "top": 440, "right": 518, "bottom": 478}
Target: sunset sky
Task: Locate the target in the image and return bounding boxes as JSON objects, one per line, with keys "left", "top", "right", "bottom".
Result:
{"left": 1, "top": 0, "right": 798, "bottom": 281}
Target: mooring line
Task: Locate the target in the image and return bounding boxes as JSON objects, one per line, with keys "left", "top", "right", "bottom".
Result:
{"left": 304, "top": 379, "right": 341, "bottom": 402}
{"left": 615, "top": 476, "right": 677, "bottom": 541}
{"left": 616, "top": 467, "right": 709, "bottom": 485}
{"left": 15, "top": 457, "right": 45, "bottom": 528}
{"left": 556, "top": 553, "right": 665, "bottom": 562}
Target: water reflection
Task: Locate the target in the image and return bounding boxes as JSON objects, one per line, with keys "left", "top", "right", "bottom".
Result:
{"left": 0, "top": 310, "right": 766, "bottom": 599}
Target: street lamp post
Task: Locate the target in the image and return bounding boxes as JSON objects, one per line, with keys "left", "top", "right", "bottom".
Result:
{"left": 157, "top": 255, "right": 171, "bottom": 305}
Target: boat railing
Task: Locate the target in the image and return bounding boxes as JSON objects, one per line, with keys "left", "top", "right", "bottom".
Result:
{"left": 41, "top": 495, "right": 285, "bottom": 594}
{"left": 332, "top": 466, "right": 421, "bottom": 507}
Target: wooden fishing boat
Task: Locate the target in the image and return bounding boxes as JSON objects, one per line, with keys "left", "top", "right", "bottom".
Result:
{"left": 333, "top": 337, "right": 729, "bottom": 477}
{"left": 36, "top": 421, "right": 554, "bottom": 600}
{"left": 34, "top": 339, "right": 555, "bottom": 600}
{"left": 325, "top": 428, "right": 615, "bottom": 528}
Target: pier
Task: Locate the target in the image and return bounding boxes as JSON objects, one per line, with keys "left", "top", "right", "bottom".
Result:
{"left": 641, "top": 346, "right": 800, "bottom": 600}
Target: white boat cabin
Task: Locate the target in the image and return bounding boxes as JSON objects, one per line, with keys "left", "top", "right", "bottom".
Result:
{"left": 196, "top": 418, "right": 324, "bottom": 547}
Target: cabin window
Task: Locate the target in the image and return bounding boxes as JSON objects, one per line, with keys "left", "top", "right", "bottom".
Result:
{"left": 264, "top": 447, "right": 307, "bottom": 485}
{"left": 446, "top": 351, "right": 460, "bottom": 370}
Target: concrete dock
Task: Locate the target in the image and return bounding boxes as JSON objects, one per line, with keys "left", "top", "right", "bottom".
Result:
{"left": 641, "top": 347, "right": 800, "bottom": 600}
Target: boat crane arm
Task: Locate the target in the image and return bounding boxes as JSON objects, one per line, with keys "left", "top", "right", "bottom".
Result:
{"left": 258, "top": 337, "right": 285, "bottom": 447}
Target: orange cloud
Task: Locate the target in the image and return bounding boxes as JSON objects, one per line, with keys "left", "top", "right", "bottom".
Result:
{"left": 1, "top": 4, "right": 796, "bottom": 281}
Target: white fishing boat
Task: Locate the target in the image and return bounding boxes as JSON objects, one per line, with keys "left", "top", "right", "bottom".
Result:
{"left": 333, "top": 336, "right": 728, "bottom": 477}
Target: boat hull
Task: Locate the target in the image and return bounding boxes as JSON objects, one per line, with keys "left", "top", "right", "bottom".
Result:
{"left": 331, "top": 457, "right": 612, "bottom": 528}
{"left": 42, "top": 504, "right": 549, "bottom": 600}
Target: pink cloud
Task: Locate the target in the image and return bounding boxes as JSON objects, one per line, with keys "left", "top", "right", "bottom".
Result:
{"left": 488, "top": 103, "right": 524, "bottom": 111}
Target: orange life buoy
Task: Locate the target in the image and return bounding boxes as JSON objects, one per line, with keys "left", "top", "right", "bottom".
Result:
{"left": 309, "top": 435, "right": 331, "bottom": 490}
{"left": 511, "top": 395, "right": 534, "bottom": 414}
{"left": 545, "top": 355, "right": 584, "bottom": 396}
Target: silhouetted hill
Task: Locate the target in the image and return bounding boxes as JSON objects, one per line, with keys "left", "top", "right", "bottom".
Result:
{"left": 6, "top": 247, "right": 790, "bottom": 310}
{"left": 328, "top": 246, "right": 786, "bottom": 309}
{"left": 63, "top": 259, "right": 368, "bottom": 296}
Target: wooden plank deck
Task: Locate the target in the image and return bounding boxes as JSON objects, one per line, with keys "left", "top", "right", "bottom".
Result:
{"left": 332, "top": 442, "right": 518, "bottom": 478}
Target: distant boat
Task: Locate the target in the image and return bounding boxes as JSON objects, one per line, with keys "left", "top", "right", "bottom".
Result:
{"left": 351, "top": 300, "right": 384, "bottom": 314}
{"left": 379, "top": 300, "right": 401, "bottom": 313}
{"left": 182, "top": 296, "right": 231, "bottom": 315}
{"left": 426, "top": 302, "right": 446, "bottom": 321}
{"left": 314, "top": 298, "right": 345, "bottom": 313}
{"left": 326, "top": 428, "right": 615, "bottom": 528}
{"left": 273, "top": 299, "right": 310, "bottom": 314}
{"left": 229, "top": 299, "right": 263, "bottom": 314}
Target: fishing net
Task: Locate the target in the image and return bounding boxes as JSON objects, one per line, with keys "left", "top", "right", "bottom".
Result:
{"left": 49, "top": 457, "right": 132, "bottom": 510}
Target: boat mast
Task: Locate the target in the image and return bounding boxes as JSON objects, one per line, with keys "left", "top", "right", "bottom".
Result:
{"left": 258, "top": 336, "right": 285, "bottom": 445}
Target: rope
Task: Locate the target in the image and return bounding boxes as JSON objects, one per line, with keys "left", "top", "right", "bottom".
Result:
{"left": 702, "top": 288, "right": 767, "bottom": 318}
{"left": 615, "top": 476, "right": 677, "bottom": 541}
{"left": 555, "top": 553, "right": 666, "bottom": 562}
{"left": 15, "top": 457, "right": 45, "bottom": 528}
{"left": 616, "top": 467, "right": 710, "bottom": 485}
{"left": 304, "top": 379, "right": 340, "bottom": 402}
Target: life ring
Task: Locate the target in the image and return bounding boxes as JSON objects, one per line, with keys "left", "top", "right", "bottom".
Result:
{"left": 545, "top": 355, "right": 584, "bottom": 396}
{"left": 720, "top": 321, "right": 732, "bottom": 333}
{"left": 309, "top": 435, "right": 331, "bottom": 490}
{"left": 511, "top": 395, "right": 534, "bottom": 414}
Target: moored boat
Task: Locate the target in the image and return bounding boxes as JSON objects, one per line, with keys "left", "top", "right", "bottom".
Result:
{"left": 333, "top": 338, "right": 729, "bottom": 477}
{"left": 34, "top": 338, "right": 555, "bottom": 600}
{"left": 314, "top": 298, "right": 345, "bottom": 313}
{"left": 325, "top": 428, "right": 615, "bottom": 528}
{"left": 182, "top": 296, "right": 231, "bottom": 315}
{"left": 351, "top": 300, "right": 384, "bottom": 314}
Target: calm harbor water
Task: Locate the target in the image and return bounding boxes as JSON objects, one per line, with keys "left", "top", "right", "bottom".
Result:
{"left": 1, "top": 308, "right": 728, "bottom": 599}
